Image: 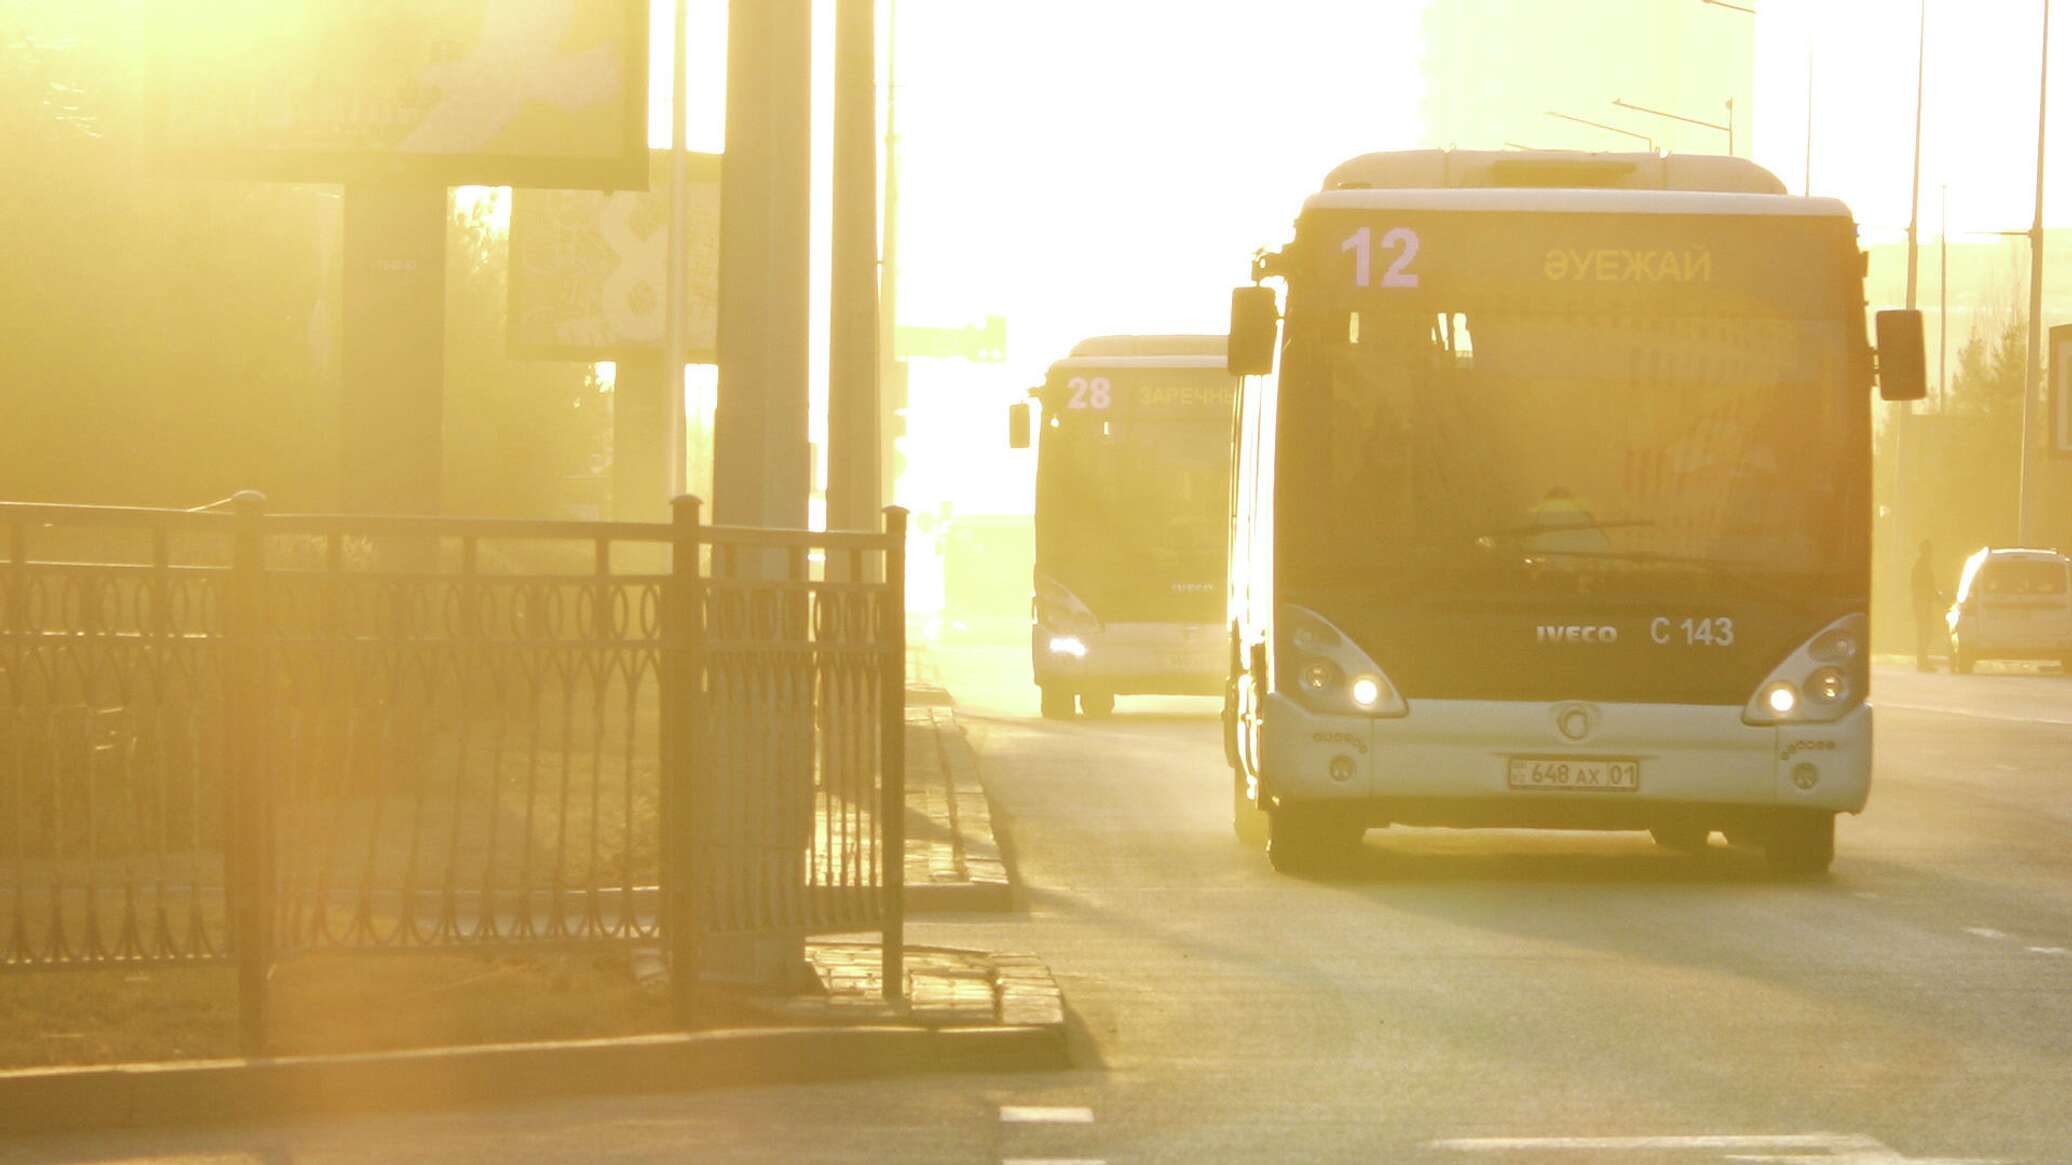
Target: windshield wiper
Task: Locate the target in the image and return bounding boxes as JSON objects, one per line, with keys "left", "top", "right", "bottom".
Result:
{"left": 1514, "top": 548, "right": 1821, "bottom": 605}
{"left": 1473, "top": 518, "right": 1656, "bottom": 544}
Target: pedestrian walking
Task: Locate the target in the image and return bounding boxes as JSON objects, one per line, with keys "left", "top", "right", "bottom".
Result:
{"left": 1911, "top": 540, "right": 1942, "bottom": 672}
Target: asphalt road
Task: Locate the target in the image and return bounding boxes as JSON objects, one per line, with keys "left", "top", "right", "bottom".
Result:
{"left": 7, "top": 649, "right": 2068, "bottom": 1165}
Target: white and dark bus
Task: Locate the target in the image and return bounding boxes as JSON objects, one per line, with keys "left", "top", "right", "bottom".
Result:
{"left": 1009, "top": 336, "right": 1237, "bottom": 719}
{"left": 1222, "top": 151, "right": 1926, "bottom": 873}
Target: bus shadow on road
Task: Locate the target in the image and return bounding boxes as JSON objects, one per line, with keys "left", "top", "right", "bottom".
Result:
{"left": 1285, "top": 833, "right": 1781, "bottom": 887}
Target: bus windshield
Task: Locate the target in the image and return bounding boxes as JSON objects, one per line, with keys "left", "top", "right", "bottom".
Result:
{"left": 1037, "top": 407, "right": 1229, "bottom": 622}
{"left": 1280, "top": 309, "right": 1859, "bottom": 604}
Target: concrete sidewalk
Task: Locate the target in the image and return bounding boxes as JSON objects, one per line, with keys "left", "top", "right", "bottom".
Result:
{"left": 0, "top": 941, "right": 1067, "bottom": 1136}
{"left": 904, "top": 689, "right": 1013, "bottom": 911}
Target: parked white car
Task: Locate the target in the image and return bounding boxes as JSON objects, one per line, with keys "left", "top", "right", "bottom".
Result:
{"left": 1944, "top": 547, "right": 2072, "bottom": 674}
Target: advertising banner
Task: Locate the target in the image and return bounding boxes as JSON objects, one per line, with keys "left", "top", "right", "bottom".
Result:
{"left": 154, "top": 0, "right": 648, "bottom": 190}
{"left": 508, "top": 151, "right": 721, "bottom": 361}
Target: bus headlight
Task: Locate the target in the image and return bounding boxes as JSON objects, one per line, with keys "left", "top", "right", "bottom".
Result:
{"left": 1350, "top": 676, "right": 1383, "bottom": 709}
{"left": 1807, "top": 666, "right": 1849, "bottom": 705}
{"left": 1048, "top": 635, "right": 1089, "bottom": 659}
{"left": 1763, "top": 682, "right": 1799, "bottom": 716}
{"left": 1277, "top": 605, "right": 1408, "bottom": 719}
{"left": 1744, "top": 614, "right": 1866, "bottom": 725}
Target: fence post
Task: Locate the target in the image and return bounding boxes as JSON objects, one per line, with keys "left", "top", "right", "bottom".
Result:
{"left": 226, "top": 490, "right": 273, "bottom": 1055}
{"left": 663, "top": 495, "right": 704, "bottom": 1026}
{"left": 879, "top": 506, "right": 908, "bottom": 1002}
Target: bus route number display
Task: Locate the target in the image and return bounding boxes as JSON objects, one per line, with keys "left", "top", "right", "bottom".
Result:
{"left": 1065, "top": 376, "right": 1112, "bottom": 409}
{"left": 1341, "top": 225, "right": 1422, "bottom": 289}
{"left": 1059, "top": 375, "right": 1233, "bottom": 413}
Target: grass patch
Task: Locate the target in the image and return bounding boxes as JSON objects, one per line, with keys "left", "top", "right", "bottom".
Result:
{"left": 0, "top": 963, "right": 236, "bottom": 1068}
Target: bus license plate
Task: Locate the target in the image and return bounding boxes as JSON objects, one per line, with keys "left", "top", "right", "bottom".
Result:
{"left": 1507, "top": 757, "right": 1640, "bottom": 792}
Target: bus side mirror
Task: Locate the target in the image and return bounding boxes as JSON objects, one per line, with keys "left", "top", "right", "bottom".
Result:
{"left": 1228, "top": 286, "right": 1278, "bottom": 376}
{"left": 1008, "top": 401, "right": 1031, "bottom": 449}
{"left": 1876, "top": 309, "right": 1927, "bottom": 401}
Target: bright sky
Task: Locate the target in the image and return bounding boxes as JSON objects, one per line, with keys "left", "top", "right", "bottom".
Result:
{"left": 1755, "top": 0, "right": 2064, "bottom": 241}
{"left": 642, "top": 0, "right": 2072, "bottom": 518}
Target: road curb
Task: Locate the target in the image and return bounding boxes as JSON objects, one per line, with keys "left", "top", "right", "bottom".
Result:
{"left": 906, "top": 701, "right": 1015, "bottom": 912}
{"left": 0, "top": 1021, "right": 1069, "bottom": 1137}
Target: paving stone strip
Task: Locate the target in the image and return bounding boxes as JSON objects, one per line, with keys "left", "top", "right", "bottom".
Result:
{"left": 764, "top": 942, "right": 1065, "bottom": 1030}
{"left": 904, "top": 696, "right": 1013, "bottom": 910}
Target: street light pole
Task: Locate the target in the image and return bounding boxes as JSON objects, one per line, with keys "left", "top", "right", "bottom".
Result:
{"left": 664, "top": 0, "right": 690, "bottom": 502}
{"left": 2020, "top": 0, "right": 2051, "bottom": 546}
{"left": 828, "top": 0, "right": 880, "bottom": 544}
{"left": 1896, "top": 0, "right": 1928, "bottom": 627}
{"left": 1940, "top": 185, "right": 1949, "bottom": 411}
{"left": 1805, "top": 26, "right": 1816, "bottom": 195}
{"left": 1906, "top": 0, "right": 1927, "bottom": 313}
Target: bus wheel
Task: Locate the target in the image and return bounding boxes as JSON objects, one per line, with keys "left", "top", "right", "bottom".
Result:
{"left": 1266, "top": 804, "right": 1361, "bottom": 873}
{"left": 1039, "top": 686, "right": 1075, "bottom": 720}
{"left": 1233, "top": 769, "right": 1267, "bottom": 846}
{"left": 1079, "top": 690, "right": 1116, "bottom": 719}
{"left": 1649, "top": 823, "right": 1711, "bottom": 853}
{"left": 1763, "top": 811, "right": 1836, "bottom": 877}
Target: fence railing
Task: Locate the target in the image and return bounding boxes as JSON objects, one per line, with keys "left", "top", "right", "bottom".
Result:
{"left": 0, "top": 492, "right": 908, "bottom": 1050}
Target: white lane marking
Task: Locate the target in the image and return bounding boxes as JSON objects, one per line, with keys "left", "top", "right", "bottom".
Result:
{"left": 1002, "top": 1160, "right": 1106, "bottom": 1165}
{"left": 1715, "top": 1144, "right": 1989, "bottom": 1152}
{"left": 1876, "top": 700, "right": 2072, "bottom": 728}
{"left": 1715, "top": 1144, "right": 2005, "bottom": 1152}
{"left": 1431, "top": 1132, "right": 2001, "bottom": 1162}
{"left": 2029, "top": 945, "right": 2070, "bottom": 956}
{"left": 1000, "top": 1106, "right": 1095, "bottom": 1124}
{"left": 1434, "top": 1134, "right": 1880, "bottom": 1151}
{"left": 1963, "top": 927, "right": 2007, "bottom": 940}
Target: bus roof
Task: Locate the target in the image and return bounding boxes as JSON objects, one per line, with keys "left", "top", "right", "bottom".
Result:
{"left": 1302, "top": 187, "right": 1853, "bottom": 219}
{"left": 1067, "top": 335, "right": 1226, "bottom": 358}
{"left": 1322, "top": 149, "right": 1787, "bottom": 194}
{"left": 1045, "top": 354, "right": 1229, "bottom": 376}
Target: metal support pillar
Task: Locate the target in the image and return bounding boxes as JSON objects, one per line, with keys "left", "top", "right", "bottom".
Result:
{"left": 713, "top": 0, "right": 813, "bottom": 538}
{"left": 710, "top": 0, "right": 814, "bottom": 990}
{"left": 340, "top": 185, "right": 445, "bottom": 515}
{"left": 612, "top": 351, "right": 671, "bottom": 523}
{"left": 828, "top": 0, "right": 882, "bottom": 554}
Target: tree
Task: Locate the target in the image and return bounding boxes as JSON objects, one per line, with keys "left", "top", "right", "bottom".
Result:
{"left": 0, "top": 10, "right": 609, "bottom": 515}
{"left": 442, "top": 191, "right": 609, "bottom": 519}
{"left": 0, "top": 10, "right": 331, "bottom": 507}
{"left": 1945, "top": 311, "right": 2027, "bottom": 439}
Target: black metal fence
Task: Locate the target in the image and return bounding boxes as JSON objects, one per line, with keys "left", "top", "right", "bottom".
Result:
{"left": 0, "top": 493, "right": 907, "bottom": 1049}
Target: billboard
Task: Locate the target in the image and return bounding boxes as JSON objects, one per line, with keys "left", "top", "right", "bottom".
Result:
{"left": 153, "top": 0, "right": 648, "bottom": 190}
{"left": 508, "top": 151, "right": 721, "bottom": 361}
{"left": 2054, "top": 324, "right": 2072, "bottom": 459}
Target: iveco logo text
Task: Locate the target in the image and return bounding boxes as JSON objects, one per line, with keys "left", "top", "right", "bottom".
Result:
{"left": 1536, "top": 625, "right": 1619, "bottom": 644}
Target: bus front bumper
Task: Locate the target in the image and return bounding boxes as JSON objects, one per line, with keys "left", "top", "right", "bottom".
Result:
{"left": 1257, "top": 694, "right": 1871, "bottom": 824}
{"left": 1033, "top": 621, "right": 1224, "bottom": 696}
